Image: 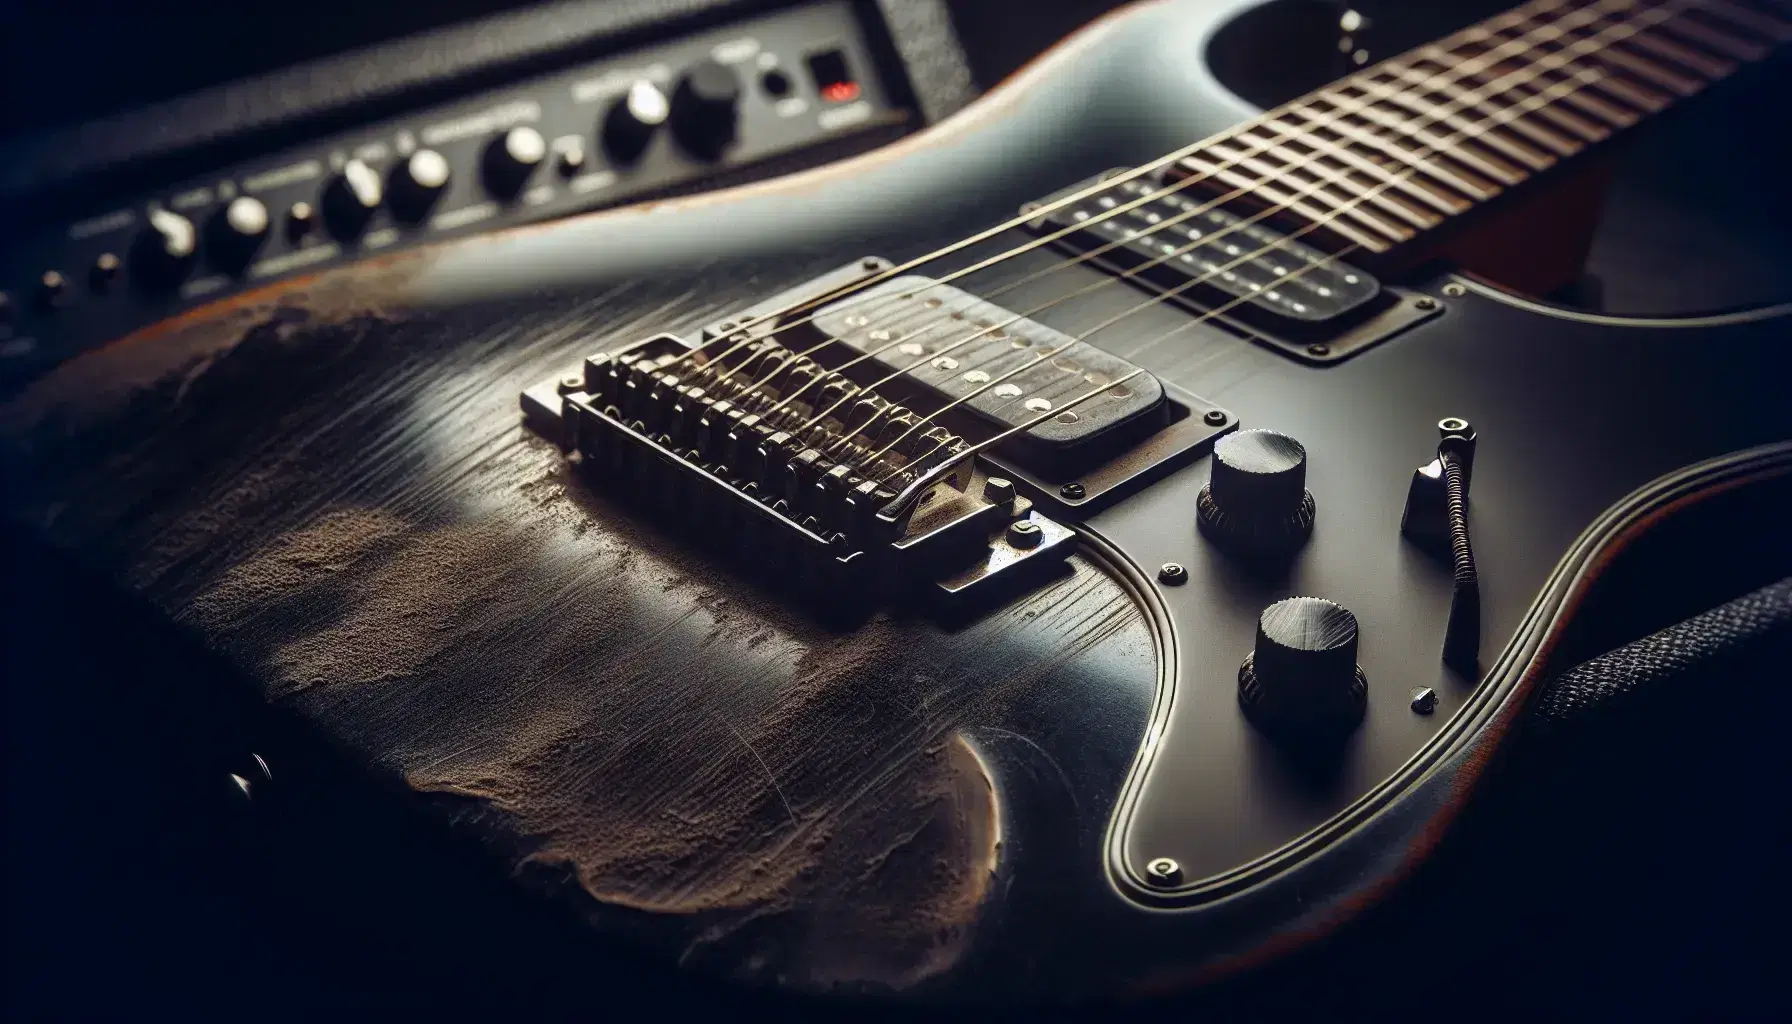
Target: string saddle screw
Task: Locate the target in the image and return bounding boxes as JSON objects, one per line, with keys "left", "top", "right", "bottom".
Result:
{"left": 1145, "top": 858, "right": 1182, "bottom": 886}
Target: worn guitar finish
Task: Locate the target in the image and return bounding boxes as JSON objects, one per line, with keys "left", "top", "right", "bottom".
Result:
{"left": 3, "top": 0, "right": 1790, "bottom": 1002}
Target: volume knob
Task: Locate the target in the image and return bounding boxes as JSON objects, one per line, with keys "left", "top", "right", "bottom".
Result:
{"left": 387, "top": 149, "right": 451, "bottom": 223}
{"left": 206, "top": 196, "right": 270, "bottom": 274}
{"left": 129, "top": 209, "right": 198, "bottom": 292}
{"left": 1238, "top": 597, "right": 1367, "bottom": 737}
{"left": 668, "top": 59, "right": 741, "bottom": 160}
{"left": 1197, "top": 428, "right": 1316, "bottom": 552}
{"left": 483, "top": 126, "right": 546, "bottom": 198}
{"left": 321, "top": 159, "right": 383, "bottom": 240}
{"left": 602, "top": 80, "right": 670, "bottom": 164}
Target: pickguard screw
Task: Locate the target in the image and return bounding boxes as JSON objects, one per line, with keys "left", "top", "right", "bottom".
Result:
{"left": 1410, "top": 687, "right": 1438, "bottom": 714}
{"left": 1158, "top": 563, "right": 1188, "bottom": 585}
{"left": 559, "top": 374, "right": 583, "bottom": 393}
{"left": 861, "top": 258, "right": 881, "bottom": 271}
{"left": 1145, "top": 857, "right": 1183, "bottom": 886}
{"left": 1060, "top": 482, "right": 1086, "bottom": 500}
{"left": 1442, "top": 282, "right": 1466, "bottom": 297}
{"left": 1203, "top": 409, "right": 1228, "bottom": 426}
{"left": 1007, "top": 519, "right": 1043, "bottom": 548}
{"left": 1307, "top": 343, "right": 1331, "bottom": 357}
{"left": 1438, "top": 417, "right": 1472, "bottom": 437}
{"left": 1414, "top": 296, "right": 1439, "bottom": 311}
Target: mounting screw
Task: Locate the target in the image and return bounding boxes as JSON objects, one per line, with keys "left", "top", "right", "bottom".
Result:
{"left": 1145, "top": 857, "right": 1183, "bottom": 886}
{"left": 1202, "top": 409, "right": 1228, "bottom": 427}
{"left": 1306, "top": 343, "right": 1331, "bottom": 357}
{"left": 716, "top": 320, "right": 735, "bottom": 333}
{"left": 982, "top": 475, "right": 1016, "bottom": 509}
{"left": 558, "top": 374, "right": 583, "bottom": 393}
{"left": 1060, "top": 482, "right": 1086, "bottom": 501}
{"left": 1007, "top": 519, "right": 1043, "bottom": 548}
{"left": 1438, "top": 416, "right": 1472, "bottom": 437}
{"left": 1442, "top": 282, "right": 1467, "bottom": 298}
{"left": 1410, "top": 687, "right": 1438, "bottom": 714}
{"left": 1158, "top": 562, "right": 1188, "bottom": 585}
{"left": 861, "top": 257, "right": 882, "bottom": 271}
{"left": 1414, "top": 296, "right": 1439, "bottom": 311}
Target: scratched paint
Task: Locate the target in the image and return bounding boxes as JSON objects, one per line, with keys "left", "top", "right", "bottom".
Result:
{"left": 0, "top": 267, "right": 1158, "bottom": 993}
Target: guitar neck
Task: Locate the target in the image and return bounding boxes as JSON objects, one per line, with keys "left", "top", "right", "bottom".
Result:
{"left": 1169, "top": 0, "right": 1790, "bottom": 257}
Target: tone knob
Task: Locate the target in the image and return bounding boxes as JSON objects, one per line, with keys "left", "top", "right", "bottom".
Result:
{"left": 602, "top": 80, "right": 669, "bottom": 163}
{"left": 483, "top": 126, "right": 546, "bottom": 198}
{"left": 206, "top": 196, "right": 270, "bottom": 274}
{"left": 668, "top": 59, "right": 741, "bottom": 160}
{"left": 129, "top": 208, "right": 198, "bottom": 291}
{"left": 1238, "top": 597, "right": 1367, "bottom": 736}
{"left": 321, "top": 159, "right": 384, "bottom": 239}
{"left": 1197, "top": 428, "right": 1316, "bottom": 553}
{"left": 387, "top": 149, "right": 451, "bottom": 223}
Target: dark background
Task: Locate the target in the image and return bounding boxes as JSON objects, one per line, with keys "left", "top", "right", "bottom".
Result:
{"left": 6, "top": 0, "right": 1791, "bottom": 1017}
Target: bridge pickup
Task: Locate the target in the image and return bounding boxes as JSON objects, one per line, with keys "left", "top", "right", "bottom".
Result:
{"left": 1025, "top": 170, "right": 1382, "bottom": 331}
{"left": 810, "top": 276, "right": 1168, "bottom": 475}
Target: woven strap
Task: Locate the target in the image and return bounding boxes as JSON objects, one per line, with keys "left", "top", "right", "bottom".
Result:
{"left": 1533, "top": 576, "right": 1792, "bottom": 728}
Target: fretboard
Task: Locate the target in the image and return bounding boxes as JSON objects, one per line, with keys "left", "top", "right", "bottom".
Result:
{"left": 1170, "top": 0, "right": 1790, "bottom": 255}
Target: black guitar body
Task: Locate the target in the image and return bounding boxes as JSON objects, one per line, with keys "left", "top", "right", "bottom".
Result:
{"left": 4, "top": 0, "right": 1789, "bottom": 1004}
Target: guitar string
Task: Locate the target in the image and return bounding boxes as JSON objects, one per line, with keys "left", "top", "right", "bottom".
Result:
{"left": 867, "top": 246, "right": 1359, "bottom": 487}
{"left": 851, "top": 36, "right": 1664, "bottom": 483}
{"left": 814, "top": 11, "right": 1685, "bottom": 468}
{"left": 649, "top": 0, "right": 1604, "bottom": 376}
{"left": 663, "top": 0, "right": 1700, "bottom": 385}
{"left": 684, "top": 0, "right": 1621, "bottom": 389}
{"left": 694, "top": 0, "right": 1694, "bottom": 410}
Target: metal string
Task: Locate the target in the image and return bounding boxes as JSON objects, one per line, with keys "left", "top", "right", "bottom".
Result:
{"left": 655, "top": 0, "right": 1631, "bottom": 379}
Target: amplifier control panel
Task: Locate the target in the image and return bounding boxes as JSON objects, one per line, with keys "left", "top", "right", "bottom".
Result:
{"left": 0, "top": 0, "right": 906, "bottom": 388}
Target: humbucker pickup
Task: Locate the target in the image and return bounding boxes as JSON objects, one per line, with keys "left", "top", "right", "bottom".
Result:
{"left": 1025, "top": 171, "right": 1382, "bottom": 328}
{"left": 810, "top": 275, "right": 1168, "bottom": 473}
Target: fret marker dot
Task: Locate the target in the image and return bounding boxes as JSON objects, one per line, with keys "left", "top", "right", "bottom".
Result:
{"left": 963, "top": 370, "right": 991, "bottom": 384}
{"left": 994, "top": 383, "right": 1023, "bottom": 398}
{"left": 1025, "top": 398, "right": 1053, "bottom": 412}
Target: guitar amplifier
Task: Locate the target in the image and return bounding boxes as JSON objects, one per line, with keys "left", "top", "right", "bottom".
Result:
{"left": 0, "top": 0, "right": 977, "bottom": 390}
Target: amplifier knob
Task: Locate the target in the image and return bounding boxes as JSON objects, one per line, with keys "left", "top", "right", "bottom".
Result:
{"left": 206, "top": 196, "right": 270, "bottom": 274}
{"left": 321, "top": 159, "right": 384, "bottom": 239}
{"left": 483, "top": 126, "right": 546, "bottom": 198}
{"left": 387, "top": 149, "right": 451, "bottom": 223}
{"left": 129, "top": 208, "right": 198, "bottom": 291}
{"left": 669, "top": 60, "right": 741, "bottom": 160}
{"left": 602, "top": 80, "right": 669, "bottom": 164}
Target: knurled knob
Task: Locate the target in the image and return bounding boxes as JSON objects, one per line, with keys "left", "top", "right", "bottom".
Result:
{"left": 1238, "top": 597, "right": 1367, "bottom": 736}
{"left": 1197, "top": 428, "right": 1316, "bottom": 552}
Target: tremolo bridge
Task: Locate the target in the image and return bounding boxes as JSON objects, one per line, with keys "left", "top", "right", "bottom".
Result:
{"left": 523, "top": 258, "right": 1225, "bottom": 614}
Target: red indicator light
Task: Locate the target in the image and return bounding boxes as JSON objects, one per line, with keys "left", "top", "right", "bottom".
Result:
{"left": 820, "top": 81, "right": 860, "bottom": 103}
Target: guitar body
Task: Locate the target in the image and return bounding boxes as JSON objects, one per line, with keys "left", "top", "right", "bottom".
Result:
{"left": 4, "top": 0, "right": 1788, "bottom": 1002}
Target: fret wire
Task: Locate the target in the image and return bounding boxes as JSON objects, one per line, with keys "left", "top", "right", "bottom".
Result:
{"left": 1423, "top": 50, "right": 1618, "bottom": 137}
{"left": 1700, "top": 0, "right": 1792, "bottom": 42}
{"left": 1177, "top": 154, "right": 1393, "bottom": 249}
{"left": 1287, "top": 100, "right": 1497, "bottom": 200}
{"left": 1557, "top": 8, "right": 1709, "bottom": 93}
{"left": 1231, "top": 132, "right": 1443, "bottom": 228}
{"left": 1476, "top": 16, "right": 1671, "bottom": 112}
{"left": 1243, "top": 121, "right": 1467, "bottom": 215}
{"left": 1198, "top": 142, "right": 1415, "bottom": 241}
{"left": 1622, "top": 19, "right": 1740, "bottom": 76}
{"left": 1659, "top": 11, "right": 1771, "bottom": 59}
{"left": 1357, "top": 68, "right": 1562, "bottom": 168}
{"left": 1329, "top": 92, "right": 1528, "bottom": 185}
{"left": 1388, "top": 58, "right": 1587, "bottom": 154}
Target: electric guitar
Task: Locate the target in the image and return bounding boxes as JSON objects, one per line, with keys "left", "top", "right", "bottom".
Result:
{"left": 4, "top": 0, "right": 1790, "bottom": 1003}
